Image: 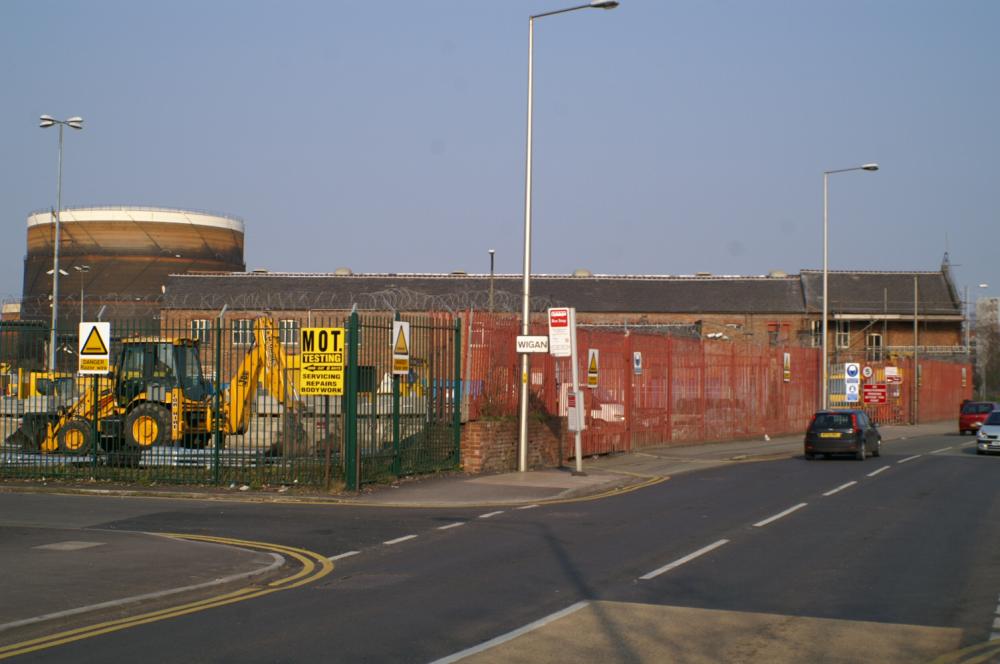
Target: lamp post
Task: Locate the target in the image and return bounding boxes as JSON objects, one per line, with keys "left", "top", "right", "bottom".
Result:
{"left": 39, "top": 115, "right": 84, "bottom": 371}
{"left": 519, "top": 0, "right": 618, "bottom": 473}
{"left": 74, "top": 265, "right": 90, "bottom": 322}
{"left": 821, "top": 162, "right": 878, "bottom": 409}
{"left": 488, "top": 249, "right": 496, "bottom": 313}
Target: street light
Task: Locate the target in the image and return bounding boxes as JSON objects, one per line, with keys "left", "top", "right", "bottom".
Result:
{"left": 821, "top": 162, "right": 878, "bottom": 409}
{"left": 39, "top": 114, "right": 84, "bottom": 371}
{"left": 74, "top": 265, "right": 90, "bottom": 322}
{"left": 519, "top": 1, "right": 618, "bottom": 472}
{"left": 488, "top": 249, "right": 496, "bottom": 313}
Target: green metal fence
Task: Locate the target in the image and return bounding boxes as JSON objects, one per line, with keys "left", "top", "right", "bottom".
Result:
{"left": 0, "top": 313, "right": 461, "bottom": 490}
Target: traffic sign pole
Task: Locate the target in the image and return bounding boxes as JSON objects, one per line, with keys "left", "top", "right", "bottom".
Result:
{"left": 567, "top": 308, "right": 584, "bottom": 475}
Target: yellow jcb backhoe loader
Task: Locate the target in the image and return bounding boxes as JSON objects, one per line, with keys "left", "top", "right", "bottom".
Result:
{"left": 5, "top": 318, "right": 306, "bottom": 458}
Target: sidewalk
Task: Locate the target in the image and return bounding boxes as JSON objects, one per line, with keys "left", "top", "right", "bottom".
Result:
{"left": 0, "top": 421, "right": 954, "bottom": 508}
{"left": 329, "top": 420, "right": 953, "bottom": 507}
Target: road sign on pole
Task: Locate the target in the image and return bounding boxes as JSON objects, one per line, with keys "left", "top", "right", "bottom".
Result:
{"left": 548, "top": 308, "right": 571, "bottom": 357}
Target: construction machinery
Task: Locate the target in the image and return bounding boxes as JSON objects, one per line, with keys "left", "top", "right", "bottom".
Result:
{"left": 5, "top": 318, "right": 306, "bottom": 457}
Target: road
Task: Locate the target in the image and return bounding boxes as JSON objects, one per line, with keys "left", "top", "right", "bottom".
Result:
{"left": 2, "top": 431, "right": 999, "bottom": 663}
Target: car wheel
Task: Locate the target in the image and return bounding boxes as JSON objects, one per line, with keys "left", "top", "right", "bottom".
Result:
{"left": 804, "top": 453, "right": 814, "bottom": 460}
{"left": 855, "top": 442, "right": 866, "bottom": 461}
{"left": 872, "top": 438, "right": 881, "bottom": 457}
{"left": 977, "top": 449, "right": 984, "bottom": 455}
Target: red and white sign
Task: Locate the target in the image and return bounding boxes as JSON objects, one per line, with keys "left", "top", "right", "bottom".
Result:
{"left": 885, "top": 366, "right": 902, "bottom": 383}
{"left": 863, "top": 383, "right": 888, "bottom": 404}
{"left": 548, "top": 307, "right": 572, "bottom": 357}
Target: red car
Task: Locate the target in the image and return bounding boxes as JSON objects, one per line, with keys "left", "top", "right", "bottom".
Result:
{"left": 959, "top": 401, "right": 1000, "bottom": 434}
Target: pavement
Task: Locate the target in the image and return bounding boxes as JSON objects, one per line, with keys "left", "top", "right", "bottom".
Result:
{"left": 0, "top": 420, "right": 954, "bottom": 649}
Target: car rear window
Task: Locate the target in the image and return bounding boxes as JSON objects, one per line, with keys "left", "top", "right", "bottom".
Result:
{"left": 985, "top": 412, "right": 1000, "bottom": 425}
{"left": 814, "top": 413, "right": 853, "bottom": 429}
{"left": 961, "top": 402, "right": 995, "bottom": 414}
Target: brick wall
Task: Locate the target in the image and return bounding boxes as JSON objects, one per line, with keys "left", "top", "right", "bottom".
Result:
{"left": 461, "top": 417, "right": 565, "bottom": 474}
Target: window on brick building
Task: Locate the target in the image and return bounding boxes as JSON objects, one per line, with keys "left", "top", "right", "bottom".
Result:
{"left": 279, "top": 319, "right": 299, "bottom": 346}
{"left": 836, "top": 320, "right": 850, "bottom": 349}
{"left": 232, "top": 319, "right": 254, "bottom": 347}
{"left": 190, "top": 319, "right": 211, "bottom": 344}
{"left": 866, "top": 333, "right": 883, "bottom": 360}
{"left": 767, "top": 322, "right": 790, "bottom": 346}
{"left": 810, "top": 320, "right": 822, "bottom": 347}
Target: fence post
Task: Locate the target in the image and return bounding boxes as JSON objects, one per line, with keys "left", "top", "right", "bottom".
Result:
{"left": 392, "top": 312, "right": 401, "bottom": 477}
{"left": 345, "top": 311, "right": 360, "bottom": 492}
{"left": 452, "top": 318, "right": 462, "bottom": 467}
{"left": 623, "top": 332, "right": 634, "bottom": 452}
{"left": 666, "top": 336, "right": 673, "bottom": 444}
{"left": 91, "top": 371, "right": 99, "bottom": 475}
{"left": 213, "top": 316, "right": 222, "bottom": 485}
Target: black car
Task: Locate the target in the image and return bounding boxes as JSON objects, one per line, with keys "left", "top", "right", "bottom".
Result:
{"left": 804, "top": 409, "right": 881, "bottom": 460}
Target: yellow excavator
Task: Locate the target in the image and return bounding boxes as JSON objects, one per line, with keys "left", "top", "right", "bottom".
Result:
{"left": 5, "top": 318, "right": 306, "bottom": 458}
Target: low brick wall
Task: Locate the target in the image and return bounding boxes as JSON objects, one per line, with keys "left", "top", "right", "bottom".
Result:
{"left": 461, "top": 417, "right": 566, "bottom": 474}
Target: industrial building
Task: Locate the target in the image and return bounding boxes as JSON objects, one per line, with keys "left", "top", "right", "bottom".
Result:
{"left": 19, "top": 206, "right": 245, "bottom": 328}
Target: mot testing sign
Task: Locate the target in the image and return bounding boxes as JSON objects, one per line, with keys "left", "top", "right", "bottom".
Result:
{"left": 78, "top": 322, "right": 111, "bottom": 374}
{"left": 299, "top": 327, "right": 346, "bottom": 395}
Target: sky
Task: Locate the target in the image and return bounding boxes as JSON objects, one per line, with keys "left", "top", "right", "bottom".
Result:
{"left": 1, "top": 0, "right": 997, "bottom": 307}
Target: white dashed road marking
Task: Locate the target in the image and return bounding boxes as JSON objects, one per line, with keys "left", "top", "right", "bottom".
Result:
{"left": 753, "top": 503, "right": 808, "bottom": 528}
{"left": 639, "top": 539, "right": 731, "bottom": 580}
{"left": 822, "top": 481, "right": 857, "bottom": 497}
{"left": 516, "top": 504, "right": 540, "bottom": 510}
{"left": 867, "top": 466, "right": 890, "bottom": 477}
{"left": 930, "top": 447, "right": 952, "bottom": 454}
{"left": 328, "top": 551, "right": 360, "bottom": 561}
{"left": 384, "top": 535, "right": 418, "bottom": 546}
{"left": 437, "top": 522, "right": 464, "bottom": 531}
{"left": 478, "top": 511, "right": 504, "bottom": 519}
{"left": 898, "top": 455, "right": 922, "bottom": 464}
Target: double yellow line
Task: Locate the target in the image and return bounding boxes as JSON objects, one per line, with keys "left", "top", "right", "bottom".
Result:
{"left": 0, "top": 534, "right": 334, "bottom": 660}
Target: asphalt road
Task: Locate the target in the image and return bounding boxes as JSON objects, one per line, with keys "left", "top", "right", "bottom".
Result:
{"left": 2, "top": 431, "right": 999, "bottom": 663}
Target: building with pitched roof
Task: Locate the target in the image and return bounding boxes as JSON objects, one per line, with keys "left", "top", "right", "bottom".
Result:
{"left": 160, "top": 262, "right": 966, "bottom": 363}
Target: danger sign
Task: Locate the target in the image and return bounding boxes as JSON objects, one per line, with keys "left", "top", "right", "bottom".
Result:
{"left": 392, "top": 321, "right": 411, "bottom": 375}
{"left": 587, "top": 348, "right": 599, "bottom": 388}
{"left": 78, "top": 322, "right": 110, "bottom": 374}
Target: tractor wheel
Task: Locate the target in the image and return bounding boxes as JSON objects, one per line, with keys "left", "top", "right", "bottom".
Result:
{"left": 125, "top": 403, "right": 170, "bottom": 448}
{"left": 58, "top": 418, "right": 95, "bottom": 455}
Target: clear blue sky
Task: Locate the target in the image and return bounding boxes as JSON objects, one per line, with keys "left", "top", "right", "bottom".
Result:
{"left": 2, "top": 1, "right": 997, "bottom": 305}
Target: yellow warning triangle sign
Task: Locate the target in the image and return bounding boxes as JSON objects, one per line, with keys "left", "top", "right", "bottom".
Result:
{"left": 81, "top": 326, "right": 109, "bottom": 355}
{"left": 393, "top": 328, "right": 409, "bottom": 355}
{"left": 588, "top": 354, "right": 598, "bottom": 373}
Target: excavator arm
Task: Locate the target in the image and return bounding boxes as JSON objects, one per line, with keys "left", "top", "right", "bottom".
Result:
{"left": 218, "top": 318, "right": 301, "bottom": 436}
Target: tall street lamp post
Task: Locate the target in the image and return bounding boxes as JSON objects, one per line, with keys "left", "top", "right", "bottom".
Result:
{"left": 39, "top": 114, "right": 84, "bottom": 371}
{"left": 488, "top": 249, "right": 495, "bottom": 313}
{"left": 519, "top": 0, "right": 619, "bottom": 473}
{"left": 74, "top": 264, "right": 90, "bottom": 322}
{"left": 822, "top": 163, "right": 878, "bottom": 409}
